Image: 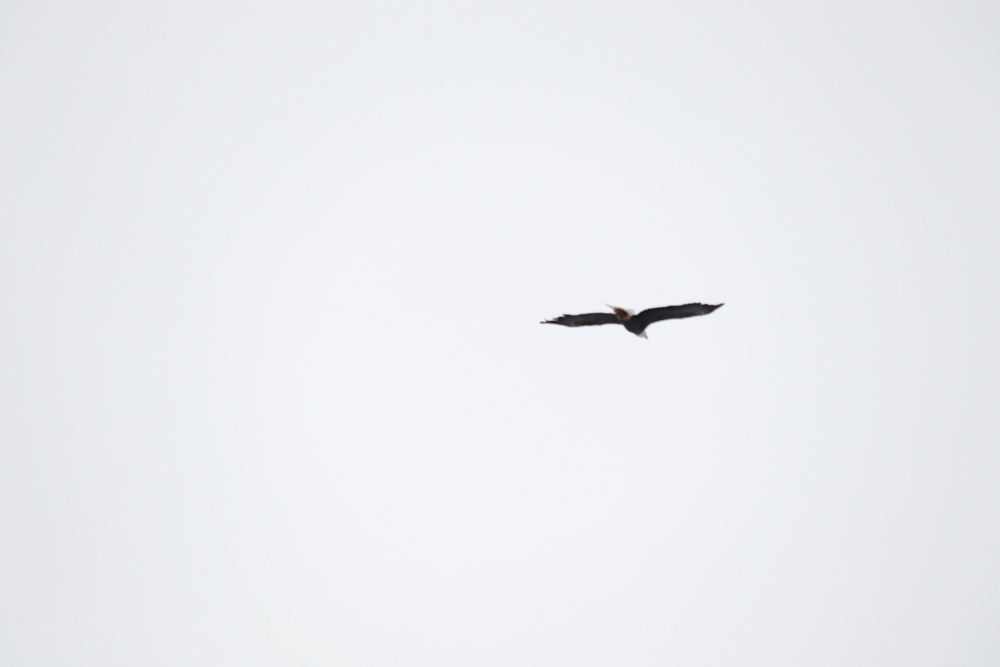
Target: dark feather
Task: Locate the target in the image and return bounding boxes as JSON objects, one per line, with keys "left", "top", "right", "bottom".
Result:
{"left": 629, "top": 303, "right": 723, "bottom": 331}
{"left": 541, "top": 312, "right": 621, "bottom": 327}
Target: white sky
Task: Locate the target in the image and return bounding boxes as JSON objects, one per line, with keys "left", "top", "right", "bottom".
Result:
{"left": 2, "top": 1, "right": 999, "bottom": 665}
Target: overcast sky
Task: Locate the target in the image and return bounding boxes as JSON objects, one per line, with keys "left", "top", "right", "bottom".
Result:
{"left": 3, "top": 1, "right": 1000, "bottom": 665}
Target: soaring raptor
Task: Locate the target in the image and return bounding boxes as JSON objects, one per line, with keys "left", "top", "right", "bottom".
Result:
{"left": 542, "top": 303, "right": 723, "bottom": 338}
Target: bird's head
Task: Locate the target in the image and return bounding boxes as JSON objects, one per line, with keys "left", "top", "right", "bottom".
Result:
{"left": 607, "top": 304, "right": 634, "bottom": 321}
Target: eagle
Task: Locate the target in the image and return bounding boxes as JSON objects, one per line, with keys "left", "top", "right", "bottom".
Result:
{"left": 542, "top": 303, "right": 723, "bottom": 338}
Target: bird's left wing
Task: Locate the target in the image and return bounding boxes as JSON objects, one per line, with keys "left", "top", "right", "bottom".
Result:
{"left": 631, "top": 303, "right": 723, "bottom": 328}
{"left": 541, "top": 312, "right": 620, "bottom": 327}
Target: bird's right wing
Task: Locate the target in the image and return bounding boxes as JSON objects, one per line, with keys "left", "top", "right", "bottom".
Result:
{"left": 541, "top": 312, "right": 621, "bottom": 327}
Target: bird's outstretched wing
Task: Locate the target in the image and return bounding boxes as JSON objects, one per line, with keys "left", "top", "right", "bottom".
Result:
{"left": 541, "top": 312, "right": 621, "bottom": 327}
{"left": 631, "top": 303, "right": 723, "bottom": 329}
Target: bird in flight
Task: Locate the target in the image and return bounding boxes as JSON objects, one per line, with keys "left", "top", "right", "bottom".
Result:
{"left": 542, "top": 303, "right": 723, "bottom": 338}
